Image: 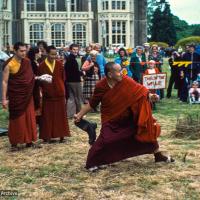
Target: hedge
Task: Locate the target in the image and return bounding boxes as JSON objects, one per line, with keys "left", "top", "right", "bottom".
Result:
{"left": 149, "top": 42, "right": 169, "bottom": 48}
{"left": 175, "top": 36, "right": 200, "bottom": 49}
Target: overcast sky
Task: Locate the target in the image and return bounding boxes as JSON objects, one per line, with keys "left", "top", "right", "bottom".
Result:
{"left": 168, "top": 0, "right": 200, "bottom": 24}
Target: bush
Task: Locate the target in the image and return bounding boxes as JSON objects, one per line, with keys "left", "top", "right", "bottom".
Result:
{"left": 149, "top": 42, "right": 169, "bottom": 48}
{"left": 171, "top": 114, "right": 200, "bottom": 140}
{"left": 175, "top": 36, "right": 200, "bottom": 48}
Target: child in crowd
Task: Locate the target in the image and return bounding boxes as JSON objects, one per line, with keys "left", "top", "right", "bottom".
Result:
{"left": 144, "top": 60, "right": 160, "bottom": 75}
{"left": 189, "top": 81, "right": 200, "bottom": 103}
{"left": 144, "top": 60, "right": 160, "bottom": 109}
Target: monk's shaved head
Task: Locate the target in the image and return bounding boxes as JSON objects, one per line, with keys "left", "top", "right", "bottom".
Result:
{"left": 104, "top": 62, "right": 116, "bottom": 77}
{"left": 104, "top": 62, "right": 122, "bottom": 82}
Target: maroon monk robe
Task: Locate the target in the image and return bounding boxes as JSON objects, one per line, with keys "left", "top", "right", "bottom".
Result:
{"left": 38, "top": 60, "right": 70, "bottom": 140}
{"left": 6, "top": 58, "right": 37, "bottom": 145}
{"left": 86, "top": 76, "right": 160, "bottom": 168}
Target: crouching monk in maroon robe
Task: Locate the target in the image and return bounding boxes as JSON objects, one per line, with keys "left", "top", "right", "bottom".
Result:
{"left": 38, "top": 45, "right": 70, "bottom": 143}
{"left": 74, "top": 62, "right": 174, "bottom": 171}
{"left": 2, "top": 42, "right": 37, "bottom": 151}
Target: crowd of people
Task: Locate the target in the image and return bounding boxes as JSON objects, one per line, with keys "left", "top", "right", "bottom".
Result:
{"left": 1, "top": 40, "right": 200, "bottom": 171}
{"left": 167, "top": 44, "right": 200, "bottom": 103}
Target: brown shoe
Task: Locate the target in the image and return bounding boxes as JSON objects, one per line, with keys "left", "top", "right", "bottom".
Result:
{"left": 26, "top": 143, "right": 42, "bottom": 148}
{"left": 59, "top": 138, "right": 67, "bottom": 143}
{"left": 42, "top": 139, "right": 49, "bottom": 144}
{"left": 26, "top": 143, "right": 33, "bottom": 148}
{"left": 49, "top": 140, "right": 57, "bottom": 144}
{"left": 10, "top": 145, "right": 20, "bottom": 152}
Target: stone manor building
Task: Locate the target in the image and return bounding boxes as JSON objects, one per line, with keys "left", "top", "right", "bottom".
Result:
{"left": 0, "top": 0, "right": 147, "bottom": 49}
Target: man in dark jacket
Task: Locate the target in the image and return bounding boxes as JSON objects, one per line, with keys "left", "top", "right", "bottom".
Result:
{"left": 182, "top": 44, "right": 200, "bottom": 84}
{"left": 64, "top": 44, "right": 83, "bottom": 117}
{"left": 167, "top": 51, "right": 182, "bottom": 98}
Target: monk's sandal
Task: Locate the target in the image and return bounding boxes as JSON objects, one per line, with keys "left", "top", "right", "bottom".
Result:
{"left": 154, "top": 152, "right": 175, "bottom": 163}
{"left": 88, "top": 166, "right": 99, "bottom": 172}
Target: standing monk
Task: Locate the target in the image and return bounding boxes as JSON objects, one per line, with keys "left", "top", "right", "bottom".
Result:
{"left": 2, "top": 42, "right": 37, "bottom": 151}
{"left": 38, "top": 45, "right": 70, "bottom": 143}
{"left": 74, "top": 62, "right": 174, "bottom": 171}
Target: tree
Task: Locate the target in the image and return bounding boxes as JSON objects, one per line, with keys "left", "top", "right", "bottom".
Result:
{"left": 192, "top": 26, "right": 200, "bottom": 36}
{"left": 172, "top": 15, "right": 191, "bottom": 40}
{"left": 150, "top": 1, "right": 177, "bottom": 45}
{"left": 147, "top": 0, "right": 159, "bottom": 37}
{"left": 173, "top": 16, "right": 200, "bottom": 40}
{"left": 150, "top": 6, "right": 163, "bottom": 41}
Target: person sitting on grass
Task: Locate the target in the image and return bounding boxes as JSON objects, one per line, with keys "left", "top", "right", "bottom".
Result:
{"left": 189, "top": 81, "right": 200, "bottom": 103}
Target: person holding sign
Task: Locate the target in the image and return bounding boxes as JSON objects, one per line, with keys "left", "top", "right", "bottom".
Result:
{"left": 144, "top": 60, "right": 160, "bottom": 75}
{"left": 144, "top": 60, "right": 160, "bottom": 109}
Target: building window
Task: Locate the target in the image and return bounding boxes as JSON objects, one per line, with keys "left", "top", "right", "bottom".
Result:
{"left": 3, "top": 21, "right": 9, "bottom": 47}
{"left": 105, "top": 1, "right": 109, "bottom": 9}
{"left": 51, "top": 24, "right": 65, "bottom": 47}
{"left": 71, "top": 0, "right": 77, "bottom": 11}
{"left": 102, "top": 20, "right": 109, "bottom": 47}
{"left": 37, "top": 0, "right": 45, "bottom": 11}
{"left": 102, "top": 0, "right": 108, "bottom": 10}
{"left": 48, "top": 0, "right": 56, "bottom": 11}
{"left": 112, "top": 1, "right": 115, "bottom": 9}
{"left": 30, "top": 24, "right": 44, "bottom": 45}
{"left": 27, "top": 0, "right": 36, "bottom": 11}
{"left": 112, "top": 21, "right": 126, "bottom": 46}
{"left": 122, "top": 1, "right": 126, "bottom": 10}
{"left": 111, "top": 1, "right": 126, "bottom": 10}
{"left": 72, "top": 24, "right": 86, "bottom": 47}
{"left": 117, "top": 1, "right": 120, "bottom": 9}
{"left": 3, "top": 0, "right": 8, "bottom": 9}
{"left": 57, "top": 0, "right": 66, "bottom": 11}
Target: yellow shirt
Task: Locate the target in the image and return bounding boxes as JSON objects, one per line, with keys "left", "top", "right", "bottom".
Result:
{"left": 9, "top": 57, "right": 21, "bottom": 74}
{"left": 45, "top": 58, "right": 55, "bottom": 73}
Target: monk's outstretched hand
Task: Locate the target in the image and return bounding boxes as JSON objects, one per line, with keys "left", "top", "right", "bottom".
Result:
{"left": 149, "top": 93, "right": 159, "bottom": 102}
{"left": 74, "top": 113, "right": 82, "bottom": 123}
{"left": 2, "top": 99, "right": 8, "bottom": 110}
{"left": 74, "top": 103, "right": 92, "bottom": 123}
{"left": 35, "top": 74, "right": 53, "bottom": 83}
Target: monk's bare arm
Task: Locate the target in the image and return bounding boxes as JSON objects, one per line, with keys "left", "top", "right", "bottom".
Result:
{"left": 2, "top": 65, "right": 9, "bottom": 109}
{"left": 74, "top": 103, "right": 93, "bottom": 122}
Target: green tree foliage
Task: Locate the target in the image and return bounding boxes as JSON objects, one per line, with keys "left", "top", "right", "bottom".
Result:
{"left": 172, "top": 15, "right": 190, "bottom": 40}
{"left": 173, "top": 16, "right": 200, "bottom": 40}
{"left": 147, "top": 0, "right": 160, "bottom": 37}
{"left": 192, "top": 26, "right": 200, "bottom": 36}
{"left": 148, "top": 0, "right": 200, "bottom": 43}
{"left": 150, "top": 1, "right": 177, "bottom": 45}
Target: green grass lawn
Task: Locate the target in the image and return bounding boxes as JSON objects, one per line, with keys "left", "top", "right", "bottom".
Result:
{"left": 0, "top": 59, "right": 199, "bottom": 199}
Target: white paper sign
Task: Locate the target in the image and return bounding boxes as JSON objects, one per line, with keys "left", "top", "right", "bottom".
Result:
{"left": 143, "top": 73, "right": 167, "bottom": 89}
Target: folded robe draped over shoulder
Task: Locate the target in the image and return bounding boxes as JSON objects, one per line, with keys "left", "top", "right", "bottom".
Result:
{"left": 86, "top": 76, "right": 160, "bottom": 168}
{"left": 6, "top": 58, "right": 35, "bottom": 120}
{"left": 38, "top": 60, "right": 70, "bottom": 140}
{"left": 89, "top": 76, "right": 161, "bottom": 143}
{"left": 4, "top": 58, "right": 37, "bottom": 145}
